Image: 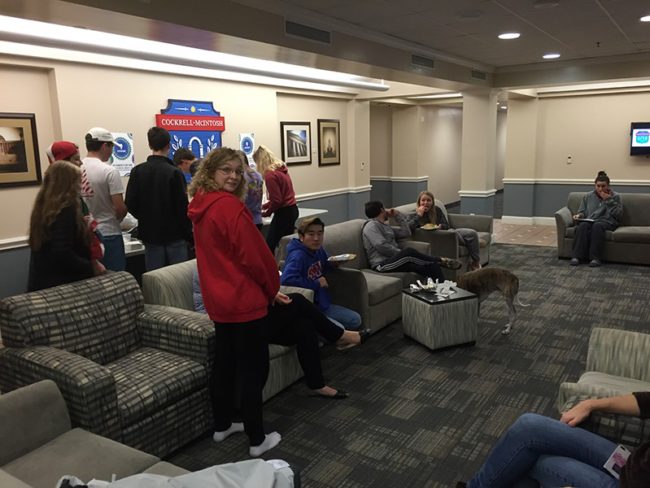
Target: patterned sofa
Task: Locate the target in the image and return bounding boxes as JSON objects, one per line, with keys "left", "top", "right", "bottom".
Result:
{"left": 555, "top": 192, "right": 650, "bottom": 265}
{"left": 557, "top": 328, "right": 650, "bottom": 446}
{"left": 393, "top": 201, "right": 493, "bottom": 278}
{"left": 141, "top": 259, "right": 313, "bottom": 401}
{"left": 277, "top": 219, "right": 432, "bottom": 332}
{"left": 0, "top": 272, "right": 213, "bottom": 458}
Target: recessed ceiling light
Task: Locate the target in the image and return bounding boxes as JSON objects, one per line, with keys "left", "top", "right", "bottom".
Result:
{"left": 543, "top": 53, "right": 561, "bottom": 59}
{"left": 641, "top": 15, "right": 650, "bottom": 22}
{"left": 498, "top": 32, "right": 521, "bottom": 40}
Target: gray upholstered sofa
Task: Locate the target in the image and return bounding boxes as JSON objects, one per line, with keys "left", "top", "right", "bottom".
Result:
{"left": 0, "top": 272, "right": 212, "bottom": 458}
{"left": 141, "top": 259, "right": 313, "bottom": 401}
{"left": 0, "top": 379, "right": 188, "bottom": 488}
{"left": 557, "top": 328, "right": 650, "bottom": 446}
{"left": 555, "top": 192, "right": 650, "bottom": 265}
{"left": 277, "top": 219, "right": 432, "bottom": 332}
{"left": 393, "top": 201, "right": 493, "bottom": 277}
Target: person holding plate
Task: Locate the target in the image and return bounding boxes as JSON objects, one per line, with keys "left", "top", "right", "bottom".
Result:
{"left": 281, "top": 217, "right": 362, "bottom": 331}
{"left": 408, "top": 190, "right": 481, "bottom": 271}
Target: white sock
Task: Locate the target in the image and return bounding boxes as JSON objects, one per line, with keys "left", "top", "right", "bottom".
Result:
{"left": 249, "top": 431, "right": 282, "bottom": 457}
{"left": 212, "top": 422, "right": 244, "bottom": 442}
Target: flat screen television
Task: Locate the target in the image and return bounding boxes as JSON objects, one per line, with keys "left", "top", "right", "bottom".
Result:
{"left": 630, "top": 122, "right": 650, "bottom": 155}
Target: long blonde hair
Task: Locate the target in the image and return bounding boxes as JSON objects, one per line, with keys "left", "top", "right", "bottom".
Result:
{"left": 253, "top": 144, "right": 285, "bottom": 174}
{"left": 188, "top": 147, "right": 246, "bottom": 199}
{"left": 29, "top": 161, "right": 86, "bottom": 251}
{"left": 416, "top": 190, "right": 437, "bottom": 225}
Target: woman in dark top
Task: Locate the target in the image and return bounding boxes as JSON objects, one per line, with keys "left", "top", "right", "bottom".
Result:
{"left": 28, "top": 161, "right": 98, "bottom": 291}
{"left": 458, "top": 392, "right": 650, "bottom": 487}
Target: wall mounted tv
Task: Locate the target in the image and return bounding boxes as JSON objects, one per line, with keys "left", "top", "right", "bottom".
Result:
{"left": 630, "top": 122, "right": 650, "bottom": 155}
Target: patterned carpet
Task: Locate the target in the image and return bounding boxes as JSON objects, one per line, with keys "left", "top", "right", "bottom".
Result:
{"left": 166, "top": 244, "right": 650, "bottom": 487}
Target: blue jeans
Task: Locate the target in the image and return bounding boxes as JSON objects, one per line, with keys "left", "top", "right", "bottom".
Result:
{"left": 325, "top": 304, "right": 362, "bottom": 330}
{"left": 144, "top": 240, "right": 189, "bottom": 271}
{"left": 100, "top": 234, "right": 126, "bottom": 272}
{"left": 468, "top": 413, "right": 618, "bottom": 488}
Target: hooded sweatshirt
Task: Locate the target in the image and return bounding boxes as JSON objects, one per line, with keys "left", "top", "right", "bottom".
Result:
{"left": 188, "top": 190, "right": 279, "bottom": 323}
{"left": 281, "top": 238, "right": 331, "bottom": 311}
{"left": 262, "top": 166, "right": 296, "bottom": 216}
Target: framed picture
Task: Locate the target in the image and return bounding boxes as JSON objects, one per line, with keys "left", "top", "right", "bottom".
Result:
{"left": 280, "top": 121, "right": 311, "bottom": 165}
{"left": 0, "top": 113, "right": 41, "bottom": 188}
{"left": 317, "top": 119, "right": 340, "bottom": 166}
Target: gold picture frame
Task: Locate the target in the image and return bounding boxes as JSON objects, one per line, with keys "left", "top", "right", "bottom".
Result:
{"left": 0, "top": 113, "right": 42, "bottom": 188}
{"left": 317, "top": 119, "right": 340, "bottom": 166}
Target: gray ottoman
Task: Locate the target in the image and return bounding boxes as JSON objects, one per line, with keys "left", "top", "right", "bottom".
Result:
{"left": 402, "top": 287, "right": 478, "bottom": 350}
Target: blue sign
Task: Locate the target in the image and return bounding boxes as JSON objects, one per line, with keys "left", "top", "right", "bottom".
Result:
{"left": 240, "top": 136, "right": 254, "bottom": 155}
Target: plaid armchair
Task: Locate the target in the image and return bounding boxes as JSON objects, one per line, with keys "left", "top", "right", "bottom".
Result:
{"left": 0, "top": 272, "right": 213, "bottom": 458}
{"left": 557, "top": 327, "right": 650, "bottom": 447}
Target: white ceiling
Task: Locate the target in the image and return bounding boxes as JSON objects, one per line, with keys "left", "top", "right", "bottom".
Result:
{"left": 232, "top": 0, "right": 650, "bottom": 68}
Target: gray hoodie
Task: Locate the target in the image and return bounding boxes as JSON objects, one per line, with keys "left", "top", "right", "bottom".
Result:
{"left": 577, "top": 190, "right": 623, "bottom": 228}
{"left": 362, "top": 212, "right": 411, "bottom": 268}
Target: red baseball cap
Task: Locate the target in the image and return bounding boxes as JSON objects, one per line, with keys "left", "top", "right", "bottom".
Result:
{"left": 47, "top": 141, "right": 79, "bottom": 163}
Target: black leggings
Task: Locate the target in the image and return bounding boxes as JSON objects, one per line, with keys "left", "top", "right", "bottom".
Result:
{"left": 266, "top": 204, "right": 298, "bottom": 252}
{"left": 267, "top": 293, "right": 345, "bottom": 389}
{"left": 212, "top": 317, "right": 269, "bottom": 445}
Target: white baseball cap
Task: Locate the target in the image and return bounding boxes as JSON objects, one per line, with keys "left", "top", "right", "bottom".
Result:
{"left": 85, "top": 127, "right": 115, "bottom": 143}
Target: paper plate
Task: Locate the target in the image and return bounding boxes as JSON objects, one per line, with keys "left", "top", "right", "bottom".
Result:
{"left": 328, "top": 253, "right": 357, "bottom": 262}
{"left": 420, "top": 223, "right": 438, "bottom": 230}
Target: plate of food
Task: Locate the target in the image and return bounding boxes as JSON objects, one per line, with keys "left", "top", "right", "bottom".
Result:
{"left": 420, "top": 223, "right": 439, "bottom": 230}
{"left": 328, "top": 253, "right": 357, "bottom": 263}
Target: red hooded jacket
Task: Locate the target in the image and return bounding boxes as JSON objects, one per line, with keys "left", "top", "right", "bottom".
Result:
{"left": 188, "top": 190, "right": 279, "bottom": 323}
{"left": 262, "top": 165, "right": 296, "bottom": 216}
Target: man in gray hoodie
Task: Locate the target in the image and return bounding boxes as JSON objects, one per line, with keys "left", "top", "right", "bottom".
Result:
{"left": 362, "top": 200, "right": 461, "bottom": 283}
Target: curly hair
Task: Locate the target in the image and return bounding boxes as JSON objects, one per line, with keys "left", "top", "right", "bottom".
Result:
{"left": 253, "top": 144, "right": 285, "bottom": 174}
{"left": 29, "top": 161, "right": 87, "bottom": 251}
{"left": 188, "top": 147, "right": 245, "bottom": 199}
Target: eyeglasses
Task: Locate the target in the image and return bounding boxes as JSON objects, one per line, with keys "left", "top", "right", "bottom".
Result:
{"left": 217, "top": 167, "right": 244, "bottom": 177}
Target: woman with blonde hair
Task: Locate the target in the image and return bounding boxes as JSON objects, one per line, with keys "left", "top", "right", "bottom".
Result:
{"left": 408, "top": 190, "right": 481, "bottom": 271}
{"left": 188, "top": 147, "right": 284, "bottom": 457}
{"left": 253, "top": 144, "right": 298, "bottom": 252}
{"left": 28, "top": 161, "right": 102, "bottom": 291}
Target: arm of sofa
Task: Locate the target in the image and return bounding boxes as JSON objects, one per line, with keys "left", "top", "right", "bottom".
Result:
{"left": 586, "top": 328, "right": 650, "bottom": 381}
{"left": 411, "top": 228, "right": 459, "bottom": 259}
{"left": 0, "top": 347, "right": 119, "bottom": 440}
{"left": 555, "top": 207, "right": 573, "bottom": 256}
{"left": 325, "top": 267, "right": 368, "bottom": 315}
{"left": 137, "top": 304, "right": 214, "bottom": 370}
{"left": 279, "top": 286, "right": 314, "bottom": 302}
{"left": 448, "top": 213, "right": 493, "bottom": 233}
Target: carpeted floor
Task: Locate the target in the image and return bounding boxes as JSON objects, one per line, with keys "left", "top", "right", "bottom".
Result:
{"left": 166, "top": 244, "right": 650, "bottom": 487}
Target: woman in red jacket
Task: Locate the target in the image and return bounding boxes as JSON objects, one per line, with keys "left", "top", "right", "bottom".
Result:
{"left": 253, "top": 145, "right": 298, "bottom": 252}
{"left": 188, "top": 147, "right": 284, "bottom": 457}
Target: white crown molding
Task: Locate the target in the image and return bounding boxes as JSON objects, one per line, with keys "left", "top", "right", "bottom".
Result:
{"left": 0, "top": 236, "right": 29, "bottom": 252}
{"left": 296, "top": 185, "right": 371, "bottom": 202}
{"left": 501, "top": 216, "right": 556, "bottom": 226}
{"left": 458, "top": 189, "right": 497, "bottom": 197}
{"left": 503, "top": 178, "right": 650, "bottom": 186}
{"left": 370, "top": 176, "right": 429, "bottom": 182}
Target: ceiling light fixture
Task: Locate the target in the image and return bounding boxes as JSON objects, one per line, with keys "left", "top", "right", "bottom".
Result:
{"left": 543, "top": 53, "right": 561, "bottom": 59}
{"left": 0, "top": 14, "right": 389, "bottom": 91}
{"left": 498, "top": 32, "right": 521, "bottom": 40}
{"left": 409, "top": 92, "right": 463, "bottom": 100}
{"left": 641, "top": 15, "right": 650, "bottom": 22}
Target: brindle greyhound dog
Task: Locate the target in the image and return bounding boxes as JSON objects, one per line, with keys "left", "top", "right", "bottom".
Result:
{"left": 456, "top": 267, "right": 528, "bottom": 335}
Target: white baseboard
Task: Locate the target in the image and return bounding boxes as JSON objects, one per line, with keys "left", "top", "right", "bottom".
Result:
{"left": 501, "top": 216, "right": 556, "bottom": 226}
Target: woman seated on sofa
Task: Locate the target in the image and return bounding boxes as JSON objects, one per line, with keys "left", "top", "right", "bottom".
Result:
{"left": 457, "top": 392, "right": 650, "bottom": 488}
{"left": 194, "top": 268, "right": 369, "bottom": 399}
{"left": 408, "top": 191, "right": 481, "bottom": 271}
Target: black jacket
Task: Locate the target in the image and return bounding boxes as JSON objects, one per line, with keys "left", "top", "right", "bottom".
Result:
{"left": 125, "top": 155, "right": 193, "bottom": 245}
{"left": 28, "top": 206, "right": 94, "bottom": 291}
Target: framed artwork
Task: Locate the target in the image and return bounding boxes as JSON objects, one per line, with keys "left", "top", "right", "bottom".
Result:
{"left": 280, "top": 121, "right": 311, "bottom": 165}
{"left": 0, "top": 113, "right": 41, "bottom": 188}
{"left": 317, "top": 119, "right": 340, "bottom": 166}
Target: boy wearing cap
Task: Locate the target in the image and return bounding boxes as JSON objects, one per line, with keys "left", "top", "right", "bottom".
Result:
{"left": 281, "top": 217, "right": 362, "bottom": 330}
{"left": 125, "top": 127, "right": 193, "bottom": 271}
{"left": 82, "top": 127, "right": 128, "bottom": 271}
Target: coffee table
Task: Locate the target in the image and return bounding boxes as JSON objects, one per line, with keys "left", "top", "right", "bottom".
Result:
{"left": 402, "top": 287, "right": 478, "bottom": 351}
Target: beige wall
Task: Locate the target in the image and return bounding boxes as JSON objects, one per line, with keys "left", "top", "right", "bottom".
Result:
{"left": 0, "top": 55, "right": 363, "bottom": 242}
{"left": 369, "top": 104, "right": 392, "bottom": 176}
{"left": 536, "top": 92, "right": 650, "bottom": 180}
{"left": 391, "top": 105, "right": 419, "bottom": 177}
{"left": 495, "top": 110, "right": 507, "bottom": 189}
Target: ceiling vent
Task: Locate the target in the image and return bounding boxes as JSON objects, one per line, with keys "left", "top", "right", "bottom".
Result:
{"left": 471, "top": 69, "right": 487, "bottom": 80}
{"left": 285, "top": 20, "right": 331, "bottom": 44}
{"left": 411, "top": 54, "right": 435, "bottom": 70}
